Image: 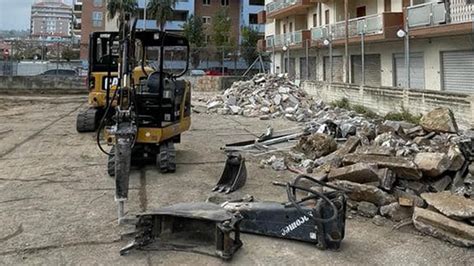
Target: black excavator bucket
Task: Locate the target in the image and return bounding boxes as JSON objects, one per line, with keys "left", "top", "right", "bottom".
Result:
{"left": 213, "top": 154, "right": 247, "bottom": 194}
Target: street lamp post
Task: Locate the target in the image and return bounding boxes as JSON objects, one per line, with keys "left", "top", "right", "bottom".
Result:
{"left": 282, "top": 45, "right": 288, "bottom": 74}
{"left": 397, "top": 28, "right": 410, "bottom": 88}
{"left": 323, "top": 38, "right": 332, "bottom": 83}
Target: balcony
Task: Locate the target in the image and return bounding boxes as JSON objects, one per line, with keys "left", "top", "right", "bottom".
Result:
{"left": 266, "top": 0, "right": 315, "bottom": 20}
{"left": 407, "top": 1, "right": 473, "bottom": 38}
{"left": 311, "top": 12, "right": 403, "bottom": 45}
{"left": 267, "top": 30, "right": 311, "bottom": 49}
{"left": 249, "top": 24, "right": 265, "bottom": 33}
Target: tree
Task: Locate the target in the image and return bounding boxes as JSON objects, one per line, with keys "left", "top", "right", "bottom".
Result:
{"left": 182, "top": 15, "right": 205, "bottom": 69}
{"left": 106, "top": 0, "right": 138, "bottom": 24}
{"left": 211, "top": 8, "right": 232, "bottom": 47}
{"left": 240, "top": 26, "right": 260, "bottom": 66}
{"left": 147, "top": 0, "right": 177, "bottom": 31}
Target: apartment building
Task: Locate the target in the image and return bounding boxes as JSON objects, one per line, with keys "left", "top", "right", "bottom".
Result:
{"left": 262, "top": 0, "right": 473, "bottom": 93}
{"left": 80, "top": 0, "right": 107, "bottom": 60}
{"left": 73, "top": 0, "right": 82, "bottom": 43}
{"left": 30, "top": 0, "right": 73, "bottom": 39}
{"left": 135, "top": 0, "right": 195, "bottom": 32}
{"left": 240, "top": 0, "right": 266, "bottom": 41}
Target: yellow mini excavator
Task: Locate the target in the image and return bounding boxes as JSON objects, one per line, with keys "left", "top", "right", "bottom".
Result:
{"left": 95, "top": 15, "right": 192, "bottom": 220}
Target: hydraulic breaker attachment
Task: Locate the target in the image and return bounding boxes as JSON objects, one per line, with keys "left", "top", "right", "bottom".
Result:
{"left": 120, "top": 202, "right": 243, "bottom": 260}
{"left": 213, "top": 154, "right": 247, "bottom": 194}
{"left": 223, "top": 175, "right": 347, "bottom": 250}
{"left": 114, "top": 121, "right": 137, "bottom": 223}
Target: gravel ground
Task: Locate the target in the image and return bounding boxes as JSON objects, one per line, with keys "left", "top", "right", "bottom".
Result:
{"left": 0, "top": 93, "right": 472, "bottom": 265}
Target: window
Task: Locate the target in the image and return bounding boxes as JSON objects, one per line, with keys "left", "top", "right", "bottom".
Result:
{"left": 202, "top": 16, "right": 211, "bottom": 24}
{"left": 312, "top": 13, "right": 317, "bottom": 27}
{"left": 249, "top": 0, "right": 264, "bottom": 5}
{"left": 249, "top": 13, "right": 258, "bottom": 24}
{"left": 92, "top": 11, "right": 103, "bottom": 27}
{"left": 221, "top": 0, "right": 229, "bottom": 6}
{"left": 93, "top": 0, "right": 103, "bottom": 7}
{"left": 324, "top": 10, "right": 329, "bottom": 25}
{"left": 203, "top": 0, "right": 210, "bottom": 5}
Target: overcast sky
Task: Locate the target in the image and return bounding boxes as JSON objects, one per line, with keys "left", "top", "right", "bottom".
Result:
{"left": 0, "top": 0, "right": 73, "bottom": 30}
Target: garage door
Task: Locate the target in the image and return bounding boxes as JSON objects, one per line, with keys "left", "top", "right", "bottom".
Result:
{"left": 442, "top": 51, "right": 474, "bottom": 93}
{"left": 351, "top": 54, "right": 381, "bottom": 86}
{"left": 324, "top": 56, "right": 343, "bottom": 82}
{"left": 394, "top": 53, "right": 425, "bottom": 89}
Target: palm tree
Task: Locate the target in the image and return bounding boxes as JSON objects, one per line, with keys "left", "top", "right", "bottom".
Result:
{"left": 107, "top": 0, "right": 139, "bottom": 24}
{"left": 147, "top": 0, "right": 177, "bottom": 31}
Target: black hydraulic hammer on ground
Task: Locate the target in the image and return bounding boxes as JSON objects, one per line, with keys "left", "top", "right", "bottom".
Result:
{"left": 223, "top": 175, "right": 347, "bottom": 250}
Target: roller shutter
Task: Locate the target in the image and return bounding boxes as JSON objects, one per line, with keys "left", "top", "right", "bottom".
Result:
{"left": 351, "top": 54, "right": 381, "bottom": 86}
{"left": 441, "top": 51, "right": 474, "bottom": 93}
{"left": 394, "top": 53, "right": 425, "bottom": 89}
{"left": 324, "top": 56, "right": 343, "bottom": 82}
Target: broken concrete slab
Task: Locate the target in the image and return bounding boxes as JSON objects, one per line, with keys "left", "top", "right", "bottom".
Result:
{"left": 380, "top": 202, "right": 413, "bottom": 222}
{"left": 413, "top": 207, "right": 474, "bottom": 247}
{"left": 377, "top": 168, "right": 396, "bottom": 191}
{"left": 420, "top": 107, "right": 459, "bottom": 134}
{"left": 430, "top": 176, "right": 452, "bottom": 192}
{"left": 330, "top": 180, "right": 396, "bottom": 206}
{"left": 295, "top": 133, "right": 337, "bottom": 160}
{"left": 357, "top": 201, "right": 379, "bottom": 218}
{"left": 399, "top": 197, "right": 414, "bottom": 207}
{"left": 399, "top": 180, "right": 428, "bottom": 195}
{"left": 421, "top": 191, "right": 474, "bottom": 220}
{"left": 328, "top": 163, "right": 380, "bottom": 183}
{"left": 343, "top": 154, "right": 422, "bottom": 180}
{"left": 393, "top": 188, "right": 426, "bottom": 208}
{"left": 414, "top": 152, "right": 450, "bottom": 178}
{"left": 447, "top": 145, "right": 465, "bottom": 172}
{"left": 355, "top": 145, "right": 394, "bottom": 156}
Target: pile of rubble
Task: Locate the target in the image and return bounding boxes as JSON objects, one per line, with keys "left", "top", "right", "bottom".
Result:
{"left": 283, "top": 107, "right": 473, "bottom": 247}
{"left": 206, "top": 73, "right": 318, "bottom": 121}
{"left": 211, "top": 74, "right": 473, "bottom": 247}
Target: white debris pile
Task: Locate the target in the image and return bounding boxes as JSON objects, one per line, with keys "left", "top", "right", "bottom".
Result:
{"left": 206, "top": 73, "right": 319, "bottom": 121}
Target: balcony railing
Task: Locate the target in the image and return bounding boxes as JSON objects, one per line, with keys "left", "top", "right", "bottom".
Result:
{"left": 272, "top": 30, "right": 304, "bottom": 47}
{"left": 266, "top": 36, "right": 274, "bottom": 48}
{"left": 266, "top": 0, "right": 298, "bottom": 14}
{"left": 407, "top": 2, "right": 447, "bottom": 28}
{"left": 311, "top": 14, "right": 384, "bottom": 41}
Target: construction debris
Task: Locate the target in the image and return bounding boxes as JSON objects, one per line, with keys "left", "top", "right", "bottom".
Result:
{"left": 207, "top": 73, "right": 317, "bottom": 121}
{"left": 413, "top": 207, "right": 474, "bottom": 247}
{"left": 212, "top": 74, "right": 474, "bottom": 247}
{"left": 420, "top": 107, "right": 459, "bottom": 133}
{"left": 421, "top": 191, "right": 474, "bottom": 220}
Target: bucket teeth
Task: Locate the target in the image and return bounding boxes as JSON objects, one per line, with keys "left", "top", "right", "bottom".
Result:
{"left": 212, "top": 154, "right": 247, "bottom": 194}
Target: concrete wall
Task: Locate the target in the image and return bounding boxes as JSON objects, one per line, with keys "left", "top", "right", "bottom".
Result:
{"left": 303, "top": 81, "right": 474, "bottom": 129}
{"left": 0, "top": 76, "right": 86, "bottom": 93}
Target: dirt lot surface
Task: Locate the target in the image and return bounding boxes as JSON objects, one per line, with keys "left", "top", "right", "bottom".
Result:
{"left": 0, "top": 93, "right": 472, "bottom": 265}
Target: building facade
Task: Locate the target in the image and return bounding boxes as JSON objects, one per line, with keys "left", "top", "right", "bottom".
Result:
{"left": 240, "top": 0, "right": 266, "bottom": 41}
{"left": 80, "top": 0, "right": 107, "bottom": 60}
{"left": 30, "top": 0, "right": 73, "bottom": 40}
{"left": 262, "top": 0, "right": 474, "bottom": 93}
{"left": 73, "top": 0, "right": 82, "bottom": 43}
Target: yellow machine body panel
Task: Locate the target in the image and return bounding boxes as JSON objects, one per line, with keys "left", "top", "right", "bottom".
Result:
{"left": 88, "top": 67, "right": 154, "bottom": 107}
